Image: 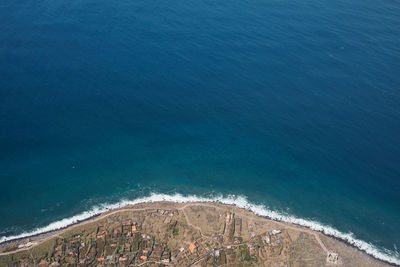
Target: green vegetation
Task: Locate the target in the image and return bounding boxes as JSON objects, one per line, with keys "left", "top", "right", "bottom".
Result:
{"left": 3, "top": 245, "right": 17, "bottom": 252}
{"left": 0, "top": 203, "right": 376, "bottom": 267}
{"left": 241, "top": 248, "right": 251, "bottom": 262}
{"left": 173, "top": 228, "right": 179, "bottom": 235}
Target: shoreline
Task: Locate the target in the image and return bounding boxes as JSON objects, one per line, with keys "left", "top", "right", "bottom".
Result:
{"left": 0, "top": 200, "right": 398, "bottom": 266}
{"left": 0, "top": 213, "right": 102, "bottom": 249}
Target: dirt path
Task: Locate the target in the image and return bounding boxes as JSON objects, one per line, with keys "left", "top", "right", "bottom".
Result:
{"left": 180, "top": 202, "right": 328, "bottom": 253}
{"left": 0, "top": 202, "right": 328, "bottom": 257}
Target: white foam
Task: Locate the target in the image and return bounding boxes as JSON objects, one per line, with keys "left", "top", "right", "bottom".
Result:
{"left": 1, "top": 193, "right": 399, "bottom": 265}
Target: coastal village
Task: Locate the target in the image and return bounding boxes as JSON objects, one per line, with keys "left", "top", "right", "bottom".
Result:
{"left": 0, "top": 202, "right": 389, "bottom": 267}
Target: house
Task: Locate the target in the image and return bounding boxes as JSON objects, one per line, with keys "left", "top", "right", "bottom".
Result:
{"left": 327, "top": 252, "right": 339, "bottom": 263}
{"left": 270, "top": 230, "right": 281, "bottom": 236}
{"left": 226, "top": 213, "right": 232, "bottom": 223}
{"left": 189, "top": 243, "right": 197, "bottom": 253}
{"left": 142, "top": 234, "right": 150, "bottom": 239}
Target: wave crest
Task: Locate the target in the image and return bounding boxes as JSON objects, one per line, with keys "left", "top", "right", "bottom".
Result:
{"left": 1, "top": 193, "right": 399, "bottom": 265}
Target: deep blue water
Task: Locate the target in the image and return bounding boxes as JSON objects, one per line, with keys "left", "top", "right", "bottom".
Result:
{"left": 1, "top": 0, "right": 400, "bottom": 262}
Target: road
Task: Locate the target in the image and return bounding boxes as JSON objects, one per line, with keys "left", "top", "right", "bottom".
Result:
{"left": 0, "top": 202, "right": 328, "bottom": 257}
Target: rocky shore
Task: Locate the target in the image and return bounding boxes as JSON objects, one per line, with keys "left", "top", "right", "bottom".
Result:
{"left": 0, "top": 201, "right": 394, "bottom": 266}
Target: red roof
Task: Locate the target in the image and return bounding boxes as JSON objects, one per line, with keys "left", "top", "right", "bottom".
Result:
{"left": 189, "top": 243, "right": 197, "bottom": 253}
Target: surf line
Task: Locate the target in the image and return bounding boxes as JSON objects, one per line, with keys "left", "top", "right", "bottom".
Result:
{"left": 0, "top": 193, "right": 399, "bottom": 265}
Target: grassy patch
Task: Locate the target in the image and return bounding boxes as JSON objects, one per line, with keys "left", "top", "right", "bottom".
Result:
{"left": 173, "top": 228, "right": 179, "bottom": 236}
{"left": 241, "top": 249, "right": 251, "bottom": 262}
{"left": 3, "top": 245, "right": 18, "bottom": 252}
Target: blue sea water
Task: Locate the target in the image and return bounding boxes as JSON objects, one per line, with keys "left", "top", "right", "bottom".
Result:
{"left": 1, "top": 0, "right": 400, "bottom": 263}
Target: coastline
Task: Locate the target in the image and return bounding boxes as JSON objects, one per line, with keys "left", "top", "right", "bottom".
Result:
{"left": 0, "top": 198, "right": 398, "bottom": 266}
{"left": 0, "top": 214, "right": 102, "bottom": 250}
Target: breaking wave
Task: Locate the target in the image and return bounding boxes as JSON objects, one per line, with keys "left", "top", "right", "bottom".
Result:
{"left": 1, "top": 193, "right": 399, "bottom": 265}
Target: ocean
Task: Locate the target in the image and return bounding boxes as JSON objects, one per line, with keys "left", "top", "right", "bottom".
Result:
{"left": 0, "top": 0, "right": 400, "bottom": 263}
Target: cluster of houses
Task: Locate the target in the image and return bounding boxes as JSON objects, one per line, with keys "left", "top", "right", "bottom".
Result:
{"left": 4, "top": 208, "right": 329, "bottom": 266}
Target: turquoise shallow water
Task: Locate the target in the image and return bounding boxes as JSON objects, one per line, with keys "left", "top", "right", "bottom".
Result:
{"left": 1, "top": 0, "right": 400, "bottom": 263}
